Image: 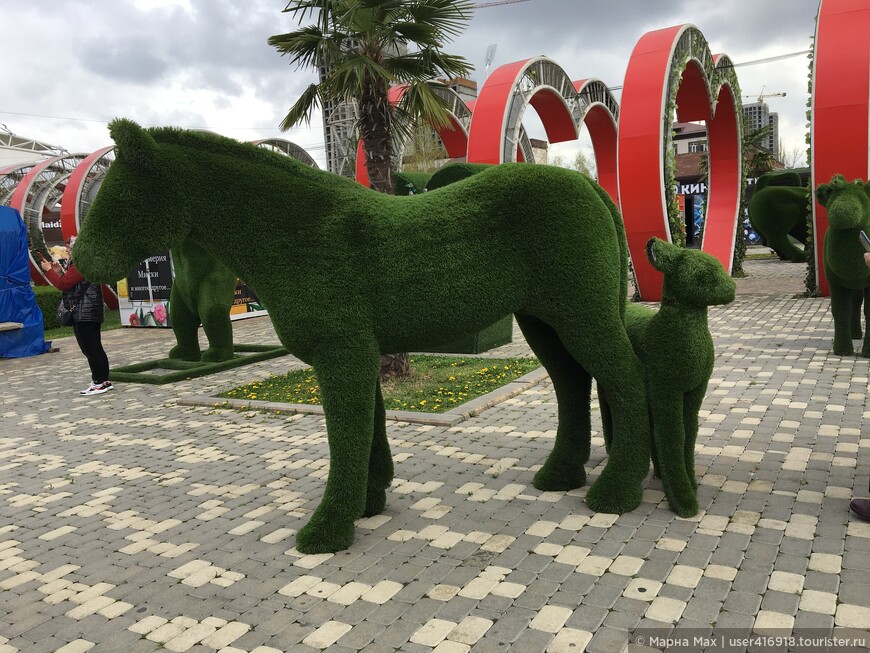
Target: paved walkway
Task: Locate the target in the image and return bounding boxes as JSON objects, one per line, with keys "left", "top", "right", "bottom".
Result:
{"left": 1, "top": 256, "right": 868, "bottom": 653}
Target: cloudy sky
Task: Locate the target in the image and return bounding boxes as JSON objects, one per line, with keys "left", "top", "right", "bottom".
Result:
{"left": 1, "top": 0, "right": 820, "bottom": 168}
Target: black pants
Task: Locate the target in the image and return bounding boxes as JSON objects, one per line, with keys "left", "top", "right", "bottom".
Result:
{"left": 73, "top": 321, "right": 109, "bottom": 384}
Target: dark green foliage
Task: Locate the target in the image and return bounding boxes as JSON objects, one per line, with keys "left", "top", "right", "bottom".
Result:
{"left": 393, "top": 171, "right": 432, "bottom": 196}
{"left": 425, "top": 163, "right": 492, "bottom": 191}
{"left": 601, "top": 238, "right": 735, "bottom": 517}
{"left": 33, "top": 285, "right": 61, "bottom": 330}
{"left": 815, "top": 174, "right": 870, "bottom": 356}
{"left": 748, "top": 171, "right": 811, "bottom": 262}
{"left": 75, "top": 120, "right": 651, "bottom": 554}
{"left": 168, "top": 240, "right": 238, "bottom": 363}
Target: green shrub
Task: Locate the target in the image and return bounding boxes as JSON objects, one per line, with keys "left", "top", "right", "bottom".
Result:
{"left": 33, "top": 285, "right": 61, "bottom": 330}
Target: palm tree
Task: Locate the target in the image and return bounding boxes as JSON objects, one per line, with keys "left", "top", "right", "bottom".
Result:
{"left": 268, "top": 0, "right": 475, "bottom": 195}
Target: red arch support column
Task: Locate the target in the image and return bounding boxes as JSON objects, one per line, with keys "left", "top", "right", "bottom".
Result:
{"left": 618, "top": 25, "right": 742, "bottom": 300}
{"left": 573, "top": 78, "right": 620, "bottom": 205}
{"left": 811, "top": 0, "right": 870, "bottom": 296}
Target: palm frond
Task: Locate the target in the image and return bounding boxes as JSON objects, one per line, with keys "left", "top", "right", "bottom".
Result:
{"left": 279, "top": 83, "right": 323, "bottom": 131}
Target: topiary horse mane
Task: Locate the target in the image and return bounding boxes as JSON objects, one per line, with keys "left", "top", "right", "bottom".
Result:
{"left": 75, "top": 118, "right": 652, "bottom": 554}
{"left": 816, "top": 174, "right": 870, "bottom": 356}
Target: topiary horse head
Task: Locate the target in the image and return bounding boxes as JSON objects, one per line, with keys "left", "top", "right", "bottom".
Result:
{"left": 75, "top": 119, "right": 651, "bottom": 554}
{"left": 815, "top": 174, "right": 870, "bottom": 356}
{"left": 599, "top": 239, "right": 735, "bottom": 516}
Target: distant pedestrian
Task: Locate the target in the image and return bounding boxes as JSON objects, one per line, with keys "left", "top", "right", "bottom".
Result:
{"left": 40, "top": 237, "right": 112, "bottom": 396}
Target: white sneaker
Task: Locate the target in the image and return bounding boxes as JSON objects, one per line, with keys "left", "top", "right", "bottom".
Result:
{"left": 80, "top": 382, "right": 99, "bottom": 395}
{"left": 82, "top": 381, "right": 113, "bottom": 396}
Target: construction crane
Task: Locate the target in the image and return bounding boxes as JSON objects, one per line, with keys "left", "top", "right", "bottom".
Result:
{"left": 475, "top": 0, "right": 532, "bottom": 8}
{"left": 744, "top": 85, "right": 786, "bottom": 103}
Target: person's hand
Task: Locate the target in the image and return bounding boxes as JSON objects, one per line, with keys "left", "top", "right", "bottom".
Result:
{"left": 40, "top": 259, "right": 52, "bottom": 272}
{"left": 864, "top": 252, "right": 870, "bottom": 269}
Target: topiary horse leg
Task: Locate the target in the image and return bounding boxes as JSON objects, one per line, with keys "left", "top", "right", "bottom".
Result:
{"left": 555, "top": 320, "right": 650, "bottom": 514}
{"left": 682, "top": 384, "right": 707, "bottom": 490}
{"left": 850, "top": 288, "right": 863, "bottom": 340}
{"left": 198, "top": 295, "right": 235, "bottom": 363}
{"left": 650, "top": 385, "right": 697, "bottom": 517}
{"left": 364, "top": 381, "right": 393, "bottom": 517}
{"left": 830, "top": 284, "right": 856, "bottom": 355}
{"left": 167, "top": 289, "right": 202, "bottom": 361}
{"left": 295, "top": 346, "right": 379, "bottom": 554}
{"left": 598, "top": 384, "right": 613, "bottom": 453}
{"left": 516, "top": 313, "right": 591, "bottom": 491}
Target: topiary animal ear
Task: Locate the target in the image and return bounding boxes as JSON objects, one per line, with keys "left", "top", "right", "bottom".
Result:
{"left": 816, "top": 173, "right": 847, "bottom": 207}
{"left": 109, "top": 118, "right": 157, "bottom": 171}
{"left": 646, "top": 237, "right": 678, "bottom": 273}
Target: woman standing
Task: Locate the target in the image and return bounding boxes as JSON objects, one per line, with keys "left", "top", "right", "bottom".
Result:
{"left": 40, "top": 237, "right": 112, "bottom": 396}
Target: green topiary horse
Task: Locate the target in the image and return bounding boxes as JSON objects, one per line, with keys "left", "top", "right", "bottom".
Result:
{"left": 167, "top": 239, "right": 238, "bottom": 362}
{"left": 74, "top": 119, "right": 651, "bottom": 554}
{"left": 816, "top": 174, "right": 870, "bottom": 356}
{"left": 599, "top": 239, "right": 735, "bottom": 517}
{"left": 748, "top": 171, "right": 810, "bottom": 262}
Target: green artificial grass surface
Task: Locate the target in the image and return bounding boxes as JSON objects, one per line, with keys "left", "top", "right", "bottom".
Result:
{"left": 220, "top": 355, "right": 541, "bottom": 413}
{"left": 110, "top": 343, "right": 288, "bottom": 384}
{"left": 44, "top": 310, "right": 123, "bottom": 341}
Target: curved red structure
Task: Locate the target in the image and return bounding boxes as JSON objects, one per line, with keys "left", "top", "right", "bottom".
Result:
{"left": 811, "top": 0, "right": 870, "bottom": 296}
{"left": 618, "top": 25, "right": 741, "bottom": 300}
{"left": 573, "top": 78, "right": 620, "bottom": 204}
{"left": 467, "top": 56, "right": 578, "bottom": 165}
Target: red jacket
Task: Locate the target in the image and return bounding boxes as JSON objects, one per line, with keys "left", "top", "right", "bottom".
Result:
{"left": 44, "top": 263, "right": 85, "bottom": 291}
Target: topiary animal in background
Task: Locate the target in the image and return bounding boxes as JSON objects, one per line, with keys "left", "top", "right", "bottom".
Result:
{"left": 74, "top": 119, "right": 652, "bottom": 554}
{"left": 167, "top": 239, "right": 238, "bottom": 362}
{"left": 748, "top": 170, "right": 810, "bottom": 262}
{"left": 815, "top": 174, "right": 870, "bottom": 356}
{"left": 425, "top": 162, "right": 492, "bottom": 191}
{"left": 599, "top": 238, "right": 735, "bottom": 517}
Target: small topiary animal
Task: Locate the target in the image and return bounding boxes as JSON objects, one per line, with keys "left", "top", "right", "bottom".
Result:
{"left": 74, "top": 119, "right": 653, "bottom": 554}
{"left": 748, "top": 170, "right": 810, "bottom": 262}
{"left": 816, "top": 174, "right": 870, "bottom": 356}
{"left": 599, "top": 238, "right": 735, "bottom": 517}
{"left": 167, "top": 239, "right": 238, "bottom": 362}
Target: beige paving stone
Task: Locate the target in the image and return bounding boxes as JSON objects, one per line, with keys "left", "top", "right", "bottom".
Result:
{"left": 38, "top": 525, "right": 77, "bottom": 541}
{"left": 555, "top": 545, "right": 590, "bottom": 566}
{"left": 624, "top": 578, "right": 662, "bottom": 601}
{"left": 306, "top": 580, "right": 341, "bottom": 599}
{"left": 575, "top": 556, "right": 612, "bottom": 576}
{"left": 666, "top": 565, "right": 704, "bottom": 588}
{"left": 146, "top": 622, "right": 187, "bottom": 643}
{"left": 526, "top": 521, "right": 558, "bottom": 537}
{"left": 479, "top": 534, "right": 514, "bottom": 552}
{"left": 655, "top": 538, "right": 687, "bottom": 552}
{"left": 807, "top": 552, "right": 841, "bottom": 574}
{"left": 164, "top": 623, "right": 218, "bottom": 652}
{"left": 754, "top": 611, "right": 794, "bottom": 631}
{"left": 278, "top": 575, "right": 321, "bottom": 597}
{"left": 646, "top": 597, "right": 687, "bottom": 624}
{"left": 530, "top": 605, "right": 573, "bottom": 633}
{"left": 609, "top": 556, "right": 644, "bottom": 576}
{"left": 547, "top": 627, "right": 593, "bottom": 653}
{"left": 361, "top": 580, "right": 404, "bottom": 604}
{"left": 66, "top": 596, "right": 116, "bottom": 620}
{"left": 410, "top": 619, "right": 457, "bottom": 646}
{"left": 202, "top": 621, "right": 251, "bottom": 649}
{"left": 432, "top": 642, "right": 471, "bottom": 653}
{"left": 427, "top": 584, "right": 460, "bottom": 601}
{"left": 327, "top": 581, "right": 371, "bottom": 605}
{"left": 491, "top": 582, "right": 525, "bottom": 598}
{"left": 98, "top": 601, "right": 133, "bottom": 618}
{"left": 534, "top": 542, "right": 563, "bottom": 557}
{"left": 447, "top": 616, "right": 493, "bottom": 645}
{"left": 54, "top": 640, "right": 95, "bottom": 653}
{"left": 260, "top": 528, "right": 296, "bottom": 544}
{"left": 768, "top": 571, "right": 801, "bottom": 593}
{"left": 302, "top": 620, "right": 352, "bottom": 649}
{"left": 799, "top": 590, "right": 837, "bottom": 615}
{"left": 458, "top": 577, "right": 498, "bottom": 600}
{"left": 431, "top": 531, "right": 465, "bottom": 549}
{"left": 835, "top": 603, "right": 870, "bottom": 628}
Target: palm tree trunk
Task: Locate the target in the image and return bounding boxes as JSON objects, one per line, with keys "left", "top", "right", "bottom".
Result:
{"left": 360, "top": 76, "right": 410, "bottom": 378}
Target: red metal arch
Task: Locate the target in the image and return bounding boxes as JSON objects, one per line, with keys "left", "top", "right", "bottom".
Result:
{"left": 466, "top": 56, "right": 578, "bottom": 165}
{"left": 618, "top": 24, "right": 742, "bottom": 300}
{"left": 573, "top": 78, "right": 619, "bottom": 204}
{"left": 811, "top": 0, "right": 870, "bottom": 296}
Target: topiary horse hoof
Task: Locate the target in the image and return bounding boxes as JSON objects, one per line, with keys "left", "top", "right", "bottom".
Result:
{"left": 586, "top": 480, "right": 642, "bottom": 514}
{"left": 296, "top": 517, "right": 355, "bottom": 554}
{"left": 669, "top": 495, "right": 699, "bottom": 519}
{"left": 200, "top": 347, "right": 234, "bottom": 363}
{"left": 363, "top": 487, "right": 387, "bottom": 517}
{"left": 168, "top": 345, "right": 201, "bottom": 361}
{"left": 833, "top": 343, "right": 855, "bottom": 356}
{"left": 533, "top": 464, "right": 586, "bottom": 492}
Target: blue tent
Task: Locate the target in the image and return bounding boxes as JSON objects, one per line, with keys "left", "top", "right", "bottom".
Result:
{"left": 0, "top": 206, "right": 50, "bottom": 357}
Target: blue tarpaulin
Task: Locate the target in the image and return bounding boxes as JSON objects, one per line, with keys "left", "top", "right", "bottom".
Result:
{"left": 0, "top": 206, "right": 50, "bottom": 357}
